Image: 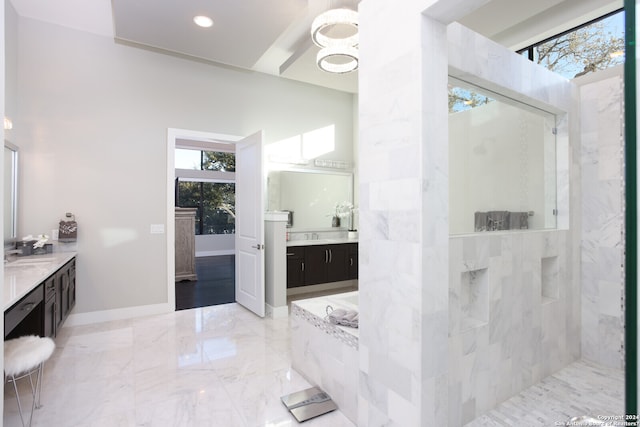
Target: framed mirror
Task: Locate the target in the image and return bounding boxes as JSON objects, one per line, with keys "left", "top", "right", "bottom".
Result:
{"left": 266, "top": 167, "right": 353, "bottom": 231}
{"left": 4, "top": 141, "right": 18, "bottom": 248}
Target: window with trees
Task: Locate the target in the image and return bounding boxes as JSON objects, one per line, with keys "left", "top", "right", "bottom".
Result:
{"left": 175, "top": 149, "right": 236, "bottom": 235}
{"left": 518, "top": 9, "right": 624, "bottom": 79}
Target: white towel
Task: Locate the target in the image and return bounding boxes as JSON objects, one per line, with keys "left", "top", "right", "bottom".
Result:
{"left": 325, "top": 306, "right": 359, "bottom": 328}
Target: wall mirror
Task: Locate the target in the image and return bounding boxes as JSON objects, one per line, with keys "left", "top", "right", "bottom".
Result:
{"left": 267, "top": 168, "right": 353, "bottom": 231}
{"left": 448, "top": 78, "right": 557, "bottom": 235}
{"left": 4, "top": 141, "right": 18, "bottom": 248}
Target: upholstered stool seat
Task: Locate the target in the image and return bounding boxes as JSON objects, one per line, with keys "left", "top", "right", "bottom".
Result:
{"left": 4, "top": 335, "right": 55, "bottom": 427}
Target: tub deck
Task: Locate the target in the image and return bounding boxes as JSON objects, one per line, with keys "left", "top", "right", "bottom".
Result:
{"left": 290, "top": 291, "right": 359, "bottom": 424}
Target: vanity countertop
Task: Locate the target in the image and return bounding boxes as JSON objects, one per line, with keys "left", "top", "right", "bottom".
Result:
{"left": 4, "top": 252, "right": 77, "bottom": 310}
{"left": 286, "top": 237, "right": 358, "bottom": 247}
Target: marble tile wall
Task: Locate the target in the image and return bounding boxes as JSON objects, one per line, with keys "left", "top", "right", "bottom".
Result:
{"left": 359, "top": 1, "right": 450, "bottom": 425}
{"left": 449, "top": 230, "right": 580, "bottom": 425}
{"left": 290, "top": 301, "right": 359, "bottom": 423}
{"left": 577, "top": 68, "right": 624, "bottom": 369}
{"left": 359, "top": 2, "right": 577, "bottom": 425}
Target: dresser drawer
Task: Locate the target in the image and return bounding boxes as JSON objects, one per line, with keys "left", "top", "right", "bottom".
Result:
{"left": 5, "top": 284, "right": 44, "bottom": 337}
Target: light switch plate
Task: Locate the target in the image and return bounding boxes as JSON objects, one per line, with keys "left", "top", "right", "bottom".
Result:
{"left": 150, "top": 224, "right": 165, "bottom": 234}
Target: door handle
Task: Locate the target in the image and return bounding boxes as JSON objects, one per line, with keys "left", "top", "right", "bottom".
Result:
{"left": 251, "top": 244, "right": 264, "bottom": 250}
{"left": 329, "top": 249, "right": 332, "bottom": 263}
{"left": 325, "top": 250, "right": 328, "bottom": 263}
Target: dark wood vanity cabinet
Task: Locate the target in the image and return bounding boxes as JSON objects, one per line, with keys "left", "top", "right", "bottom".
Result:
{"left": 5, "top": 284, "right": 44, "bottom": 339}
{"left": 304, "top": 245, "right": 331, "bottom": 285}
{"left": 5, "top": 256, "right": 76, "bottom": 339}
{"left": 286, "top": 243, "right": 357, "bottom": 288}
{"left": 348, "top": 243, "right": 358, "bottom": 280}
{"left": 43, "top": 276, "right": 57, "bottom": 338}
{"left": 56, "top": 259, "right": 76, "bottom": 333}
{"left": 286, "top": 247, "right": 306, "bottom": 288}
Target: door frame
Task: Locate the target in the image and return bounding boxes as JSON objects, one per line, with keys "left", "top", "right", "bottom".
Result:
{"left": 166, "top": 128, "right": 242, "bottom": 310}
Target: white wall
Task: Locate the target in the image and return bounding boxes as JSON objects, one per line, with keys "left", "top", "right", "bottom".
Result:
{"left": 195, "top": 234, "right": 234, "bottom": 257}
{"left": 9, "top": 17, "right": 355, "bottom": 315}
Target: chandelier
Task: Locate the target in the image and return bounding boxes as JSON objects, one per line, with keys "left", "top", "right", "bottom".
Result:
{"left": 310, "top": 8, "right": 359, "bottom": 74}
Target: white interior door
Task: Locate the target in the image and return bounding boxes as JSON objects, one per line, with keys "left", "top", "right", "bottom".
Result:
{"left": 235, "top": 131, "right": 265, "bottom": 317}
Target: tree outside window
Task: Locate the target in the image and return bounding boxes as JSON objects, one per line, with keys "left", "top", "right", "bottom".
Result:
{"left": 520, "top": 10, "right": 624, "bottom": 79}
{"left": 175, "top": 150, "right": 236, "bottom": 235}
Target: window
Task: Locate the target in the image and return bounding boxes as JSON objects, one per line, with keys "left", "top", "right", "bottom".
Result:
{"left": 175, "top": 148, "right": 235, "bottom": 235}
{"left": 176, "top": 181, "right": 235, "bottom": 235}
{"left": 175, "top": 149, "right": 235, "bottom": 171}
{"left": 518, "top": 9, "right": 624, "bottom": 79}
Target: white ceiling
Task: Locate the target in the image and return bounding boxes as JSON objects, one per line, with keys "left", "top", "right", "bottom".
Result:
{"left": 8, "top": 0, "right": 622, "bottom": 94}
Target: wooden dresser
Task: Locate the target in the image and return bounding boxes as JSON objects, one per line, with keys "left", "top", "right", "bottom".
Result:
{"left": 175, "top": 207, "right": 198, "bottom": 281}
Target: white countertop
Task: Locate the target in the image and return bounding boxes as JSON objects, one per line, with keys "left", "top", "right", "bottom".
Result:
{"left": 4, "top": 252, "right": 77, "bottom": 310}
{"left": 286, "top": 237, "right": 358, "bottom": 247}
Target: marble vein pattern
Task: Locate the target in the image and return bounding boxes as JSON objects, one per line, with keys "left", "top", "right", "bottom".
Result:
{"left": 578, "top": 70, "right": 624, "bottom": 370}
{"left": 465, "top": 360, "right": 624, "bottom": 426}
{"left": 290, "top": 300, "right": 359, "bottom": 424}
{"left": 3, "top": 303, "right": 355, "bottom": 427}
{"left": 449, "top": 230, "right": 582, "bottom": 425}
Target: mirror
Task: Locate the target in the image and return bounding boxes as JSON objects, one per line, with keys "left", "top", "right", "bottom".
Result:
{"left": 448, "top": 78, "right": 557, "bottom": 235}
{"left": 4, "top": 141, "right": 18, "bottom": 248}
{"left": 267, "top": 168, "right": 353, "bottom": 231}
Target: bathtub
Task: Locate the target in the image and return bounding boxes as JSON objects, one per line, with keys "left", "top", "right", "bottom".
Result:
{"left": 290, "top": 291, "right": 359, "bottom": 423}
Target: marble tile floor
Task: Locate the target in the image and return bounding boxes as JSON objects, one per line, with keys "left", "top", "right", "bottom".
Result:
{"left": 466, "top": 359, "right": 624, "bottom": 426}
{"left": 3, "top": 302, "right": 623, "bottom": 427}
{"left": 3, "top": 303, "right": 355, "bottom": 427}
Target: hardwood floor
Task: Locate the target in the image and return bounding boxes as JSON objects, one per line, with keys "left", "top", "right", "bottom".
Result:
{"left": 175, "top": 255, "right": 235, "bottom": 310}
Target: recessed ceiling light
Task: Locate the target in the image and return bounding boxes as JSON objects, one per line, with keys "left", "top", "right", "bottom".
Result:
{"left": 193, "top": 15, "right": 213, "bottom": 28}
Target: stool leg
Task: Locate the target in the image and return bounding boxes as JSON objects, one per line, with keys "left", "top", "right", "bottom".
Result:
{"left": 27, "top": 367, "right": 39, "bottom": 427}
{"left": 35, "top": 362, "right": 44, "bottom": 409}
{"left": 10, "top": 374, "right": 27, "bottom": 427}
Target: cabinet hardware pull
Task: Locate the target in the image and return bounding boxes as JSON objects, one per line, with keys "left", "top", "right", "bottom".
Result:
{"left": 350, "top": 258, "right": 353, "bottom": 266}
{"left": 329, "top": 249, "right": 332, "bottom": 263}
{"left": 325, "top": 250, "right": 328, "bottom": 263}
{"left": 301, "top": 262, "right": 305, "bottom": 272}
{"left": 286, "top": 253, "right": 294, "bottom": 256}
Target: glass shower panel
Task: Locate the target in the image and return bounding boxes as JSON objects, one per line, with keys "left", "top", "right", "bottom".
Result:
{"left": 448, "top": 79, "right": 557, "bottom": 235}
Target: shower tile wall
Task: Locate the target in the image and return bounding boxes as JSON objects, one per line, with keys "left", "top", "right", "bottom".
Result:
{"left": 578, "top": 69, "right": 624, "bottom": 370}
{"left": 449, "top": 231, "right": 580, "bottom": 425}
{"left": 359, "top": 2, "right": 578, "bottom": 424}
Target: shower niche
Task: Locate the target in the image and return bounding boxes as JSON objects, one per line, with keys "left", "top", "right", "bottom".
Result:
{"left": 460, "top": 268, "right": 489, "bottom": 331}
{"left": 541, "top": 255, "right": 560, "bottom": 303}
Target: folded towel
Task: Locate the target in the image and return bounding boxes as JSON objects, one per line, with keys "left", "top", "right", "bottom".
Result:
{"left": 488, "top": 211, "right": 510, "bottom": 231}
{"left": 509, "top": 211, "right": 529, "bottom": 230}
{"left": 325, "top": 305, "right": 359, "bottom": 328}
{"left": 474, "top": 212, "right": 488, "bottom": 232}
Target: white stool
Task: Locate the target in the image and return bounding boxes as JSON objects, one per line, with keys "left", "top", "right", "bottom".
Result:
{"left": 4, "top": 335, "right": 55, "bottom": 427}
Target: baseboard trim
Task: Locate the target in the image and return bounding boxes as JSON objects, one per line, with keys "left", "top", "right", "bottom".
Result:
{"left": 266, "top": 303, "right": 289, "bottom": 319}
{"left": 64, "top": 303, "right": 173, "bottom": 327}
